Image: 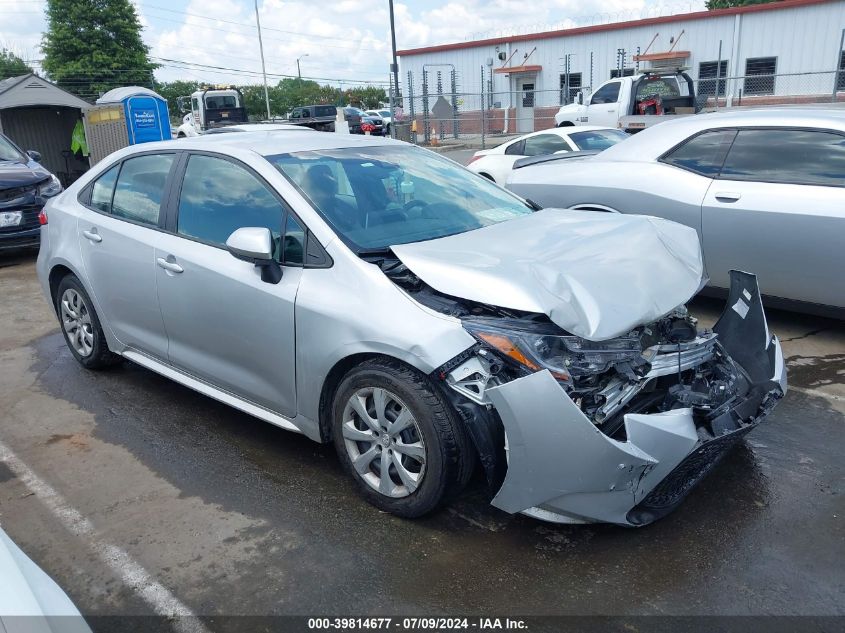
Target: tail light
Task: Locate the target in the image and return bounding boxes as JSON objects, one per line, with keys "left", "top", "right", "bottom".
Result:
{"left": 38, "top": 209, "right": 48, "bottom": 225}
{"left": 467, "top": 154, "right": 483, "bottom": 165}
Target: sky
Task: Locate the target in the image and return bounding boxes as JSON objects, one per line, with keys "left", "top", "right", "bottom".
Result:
{"left": 0, "top": 0, "right": 706, "bottom": 87}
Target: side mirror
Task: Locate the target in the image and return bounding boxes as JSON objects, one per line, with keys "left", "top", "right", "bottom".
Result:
{"left": 27, "top": 150, "right": 41, "bottom": 162}
{"left": 226, "top": 227, "right": 281, "bottom": 283}
{"left": 176, "top": 96, "right": 191, "bottom": 114}
{"left": 226, "top": 227, "right": 273, "bottom": 261}
{"left": 575, "top": 92, "right": 584, "bottom": 105}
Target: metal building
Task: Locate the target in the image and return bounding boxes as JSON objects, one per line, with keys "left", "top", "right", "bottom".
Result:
{"left": 398, "top": 0, "right": 845, "bottom": 133}
{"left": 0, "top": 74, "right": 91, "bottom": 183}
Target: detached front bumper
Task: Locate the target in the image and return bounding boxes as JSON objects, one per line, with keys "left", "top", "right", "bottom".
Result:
{"left": 485, "top": 271, "right": 786, "bottom": 526}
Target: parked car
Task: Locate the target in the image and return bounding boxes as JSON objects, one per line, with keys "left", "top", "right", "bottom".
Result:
{"left": 0, "top": 526, "right": 92, "bottom": 631}
{"left": 0, "top": 132, "right": 62, "bottom": 251}
{"left": 366, "top": 109, "right": 393, "bottom": 134}
{"left": 37, "top": 131, "right": 785, "bottom": 526}
{"left": 508, "top": 109, "right": 845, "bottom": 314}
{"left": 346, "top": 107, "right": 383, "bottom": 135}
{"left": 467, "top": 126, "right": 628, "bottom": 184}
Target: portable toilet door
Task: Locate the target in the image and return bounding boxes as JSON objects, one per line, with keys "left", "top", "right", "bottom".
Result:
{"left": 124, "top": 94, "right": 172, "bottom": 144}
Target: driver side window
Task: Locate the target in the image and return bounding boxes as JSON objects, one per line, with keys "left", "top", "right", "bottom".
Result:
{"left": 590, "top": 81, "right": 621, "bottom": 105}
{"left": 177, "top": 154, "right": 285, "bottom": 258}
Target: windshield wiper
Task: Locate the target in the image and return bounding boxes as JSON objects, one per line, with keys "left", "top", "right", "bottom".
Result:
{"left": 525, "top": 198, "right": 543, "bottom": 211}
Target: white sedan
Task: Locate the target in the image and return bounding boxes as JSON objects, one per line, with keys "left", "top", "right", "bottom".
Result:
{"left": 467, "top": 126, "right": 628, "bottom": 184}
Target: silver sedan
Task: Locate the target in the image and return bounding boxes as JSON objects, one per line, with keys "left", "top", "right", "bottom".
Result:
{"left": 507, "top": 108, "right": 845, "bottom": 314}
{"left": 37, "top": 131, "right": 785, "bottom": 526}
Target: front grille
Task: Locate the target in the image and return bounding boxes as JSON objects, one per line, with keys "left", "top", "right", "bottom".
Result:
{"left": 0, "top": 183, "right": 37, "bottom": 203}
{"left": 638, "top": 426, "right": 753, "bottom": 510}
{"left": 0, "top": 205, "right": 40, "bottom": 233}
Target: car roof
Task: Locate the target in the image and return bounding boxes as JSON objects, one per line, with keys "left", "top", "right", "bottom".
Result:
{"left": 129, "top": 130, "right": 401, "bottom": 158}
{"left": 600, "top": 107, "right": 845, "bottom": 161}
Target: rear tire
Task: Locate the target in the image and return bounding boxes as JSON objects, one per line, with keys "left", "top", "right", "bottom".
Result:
{"left": 331, "top": 358, "right": 473, "bottom": 518}
{"left": 55, "top": 275, "right": 120, "bottom": 370}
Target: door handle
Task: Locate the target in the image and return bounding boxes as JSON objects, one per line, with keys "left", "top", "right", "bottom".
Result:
{"left": 82, "top": 228, "right": 102, "bottom": 243}
{"left": 156, "top": 257, "right": 184, "bottom": 273}
{"left": 715, "top": 192, "right": 741, "bottom": 202}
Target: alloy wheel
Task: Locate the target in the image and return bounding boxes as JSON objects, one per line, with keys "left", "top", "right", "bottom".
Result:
{"left": 60, "top": 288, "right": 94, "bottom": 357}
{"left": 342, "top": 387, "right": 427, "bottom": 498}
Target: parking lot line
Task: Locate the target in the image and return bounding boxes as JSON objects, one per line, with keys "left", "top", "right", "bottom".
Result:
{"left": 0, "top": 439, "right": 210, "bottom": 633}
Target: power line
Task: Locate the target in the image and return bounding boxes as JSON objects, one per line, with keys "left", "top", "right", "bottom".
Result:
{"left": 153, "top": 57, "right": 390, "bottom": 84}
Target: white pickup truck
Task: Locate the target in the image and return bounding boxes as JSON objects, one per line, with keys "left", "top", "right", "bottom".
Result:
{"left": 555, "top": 70, "right": 699, "bottom": 132}
{"left": 175, "top": 86, "right": 249, "bottom": 137}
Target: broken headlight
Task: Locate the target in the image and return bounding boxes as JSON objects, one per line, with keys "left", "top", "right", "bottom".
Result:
{"left": 463, "top": 319, "right": 644, "bottom": 381}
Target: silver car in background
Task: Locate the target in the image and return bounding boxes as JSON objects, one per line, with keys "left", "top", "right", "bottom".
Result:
{"left": 507, "top": 109, "right": 845, "bottom": 314}
{"left": 37, "top": 131, "right": 785, "bottom": 526}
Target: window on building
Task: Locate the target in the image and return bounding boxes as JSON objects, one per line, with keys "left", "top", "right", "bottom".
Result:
{"left": 699, "top": 60, "right": 728, "bottom": 97}
{"left": 744, "top": 57, "right": 777, "bottom": 95}
{"left": 838, "top": 51, "right": 845, "bottom": 92}
{"left": 559, "top": 72, "right": 583, "bottom": 104}
{"left": 610, "top": 68, "right": 635, "bottom": 79}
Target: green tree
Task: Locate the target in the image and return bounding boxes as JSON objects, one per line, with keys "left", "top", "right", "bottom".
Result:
{"left": 706, "top": 0, "right": 781, "bottom": 10}
{"left": 0, "top": 49, "right": 32, "bottom": 80}
{"left": 41, "top": 0, "right": 157, "bottom": 101}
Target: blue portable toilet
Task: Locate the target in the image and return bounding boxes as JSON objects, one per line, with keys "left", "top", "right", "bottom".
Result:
{"left": 95, "top": 86, "right": 172, "bottom": 145}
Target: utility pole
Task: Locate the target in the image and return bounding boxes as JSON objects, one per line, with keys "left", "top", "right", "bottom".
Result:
{"left": 254, "top": 0, "right": 271, "bottom": 120}
{"left": 388, "top": 0, "right": 400, "bottom": 138}
{"left": 297, "top": 54, "right": 309, "bottom": 80}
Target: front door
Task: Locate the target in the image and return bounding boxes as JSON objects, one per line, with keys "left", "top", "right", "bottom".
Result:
{"left": 77, "top": 153, "right": 176, "bottom": 360}
{"left": 516, "top": 77, "right": 535, "bottom": 133}
{"left": 586, "top": 80, "right": 621, "bottom": 127}
{"left": 154, "top": 153, "right": 302, "bottom": 416}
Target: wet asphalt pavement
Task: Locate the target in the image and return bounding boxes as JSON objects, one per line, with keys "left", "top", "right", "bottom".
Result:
{"left": 0, "top": 243, "right": 843, "bottom": 629}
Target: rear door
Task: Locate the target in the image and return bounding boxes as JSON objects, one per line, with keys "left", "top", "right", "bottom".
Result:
{"left": 702, "top": 128, "right": 845, "bottom": 307}
{"left": 154, "top": 152, "right": 303, "bottom": 416}
{"left": 77, "top": 152, "right": 177, "bottom": 359}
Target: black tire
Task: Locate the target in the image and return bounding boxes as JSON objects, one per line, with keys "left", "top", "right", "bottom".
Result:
{"left": 557, "top": 121, "right": 575, "bottom": 127}
{"left": 55, "top": 274, "right": 120, "bottom": 370}
{"left": 331, "top": 358, "right": 474, "bottom": 518}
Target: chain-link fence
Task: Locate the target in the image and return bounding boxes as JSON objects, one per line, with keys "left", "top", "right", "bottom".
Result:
{"left": 393, "top": 68, "right": 845, "bottom": 150}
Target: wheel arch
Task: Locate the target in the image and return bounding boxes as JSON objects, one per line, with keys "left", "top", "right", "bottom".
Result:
{"left": 478, "top": 172, "right": 495, "bottom": 182}
{"left": 557, "top": 120, "right": 575, "bottom": 127}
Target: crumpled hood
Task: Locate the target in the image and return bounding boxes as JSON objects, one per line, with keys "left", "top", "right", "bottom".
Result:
{"left": 0, "top": 159, "right": 50, "bottom": 189}
{"left": 391, "top": 209, "right": 705, "bottom": 340}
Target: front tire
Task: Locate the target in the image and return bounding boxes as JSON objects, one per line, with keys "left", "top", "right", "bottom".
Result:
{"left": 55, "top": 275, "right": 120, "bottom": 369}
{"left": 331, "top": 359, "right": 473, "bottom": 518}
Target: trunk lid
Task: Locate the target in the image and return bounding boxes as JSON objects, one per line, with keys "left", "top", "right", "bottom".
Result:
{"left": 390, "top": 209, "right": 705, "bottom": 340}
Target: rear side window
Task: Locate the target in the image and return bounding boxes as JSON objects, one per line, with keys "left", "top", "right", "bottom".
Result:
{"left": 522, "top": 134, "right": 571, "bottom": 157}
{"left": 177, "top": 154, "right": 285, "bottom": 251}
{"left": 316, "top": 105, "right": 336, "bottom": 117}
{"left": 90, "top": 165, "right": 119, "bottom": 213}
{"left": 720, "top": 129, "right": 845, "bottom": 186}
{"left": 111, "top": 154, "right": 174, "bottom": 226}
{"left": 661, "top": 129, "right": 737, "bottom": 176}
{"left": 504, "top": 140, "right": 525, "bottom": 156}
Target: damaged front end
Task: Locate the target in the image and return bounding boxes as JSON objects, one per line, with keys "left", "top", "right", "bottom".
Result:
{"left": 435, "top": 270, "right": 786, "bottom": 526}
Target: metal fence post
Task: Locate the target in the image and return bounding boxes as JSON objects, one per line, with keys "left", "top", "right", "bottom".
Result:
{"left": 834, "top": 28, "right": 845, "bottom": 102}
{"left": 422, "top": 70, "right": 430, "bottom": 145}
{"left": 407, "top": 71, "right": 416, "bottom": 145}
{"left": 480, "top": 66, "right": 486, "bottom": 150}
{"left": 451, "top": 68, "right": 458, "bottom": 139}
{"left": 715, "top": 40, "right": 723, "bottom": 109}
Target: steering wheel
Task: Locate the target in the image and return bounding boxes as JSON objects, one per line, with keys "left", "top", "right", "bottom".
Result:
{"left": 403, "top": 199, "right": 428, "bottom": 213}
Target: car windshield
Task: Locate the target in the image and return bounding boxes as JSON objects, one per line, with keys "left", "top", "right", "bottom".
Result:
{"left": 378, "top": 111, "right": 391, "bottom": 117}
{"left": 269, "top": 145, "right": 533, "bottom": 251}
{"left": 0, "top": 134, "right": 26, "bottom": 162}
{"left": 569, "top": 129, "right": 629, "bottom": 151}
